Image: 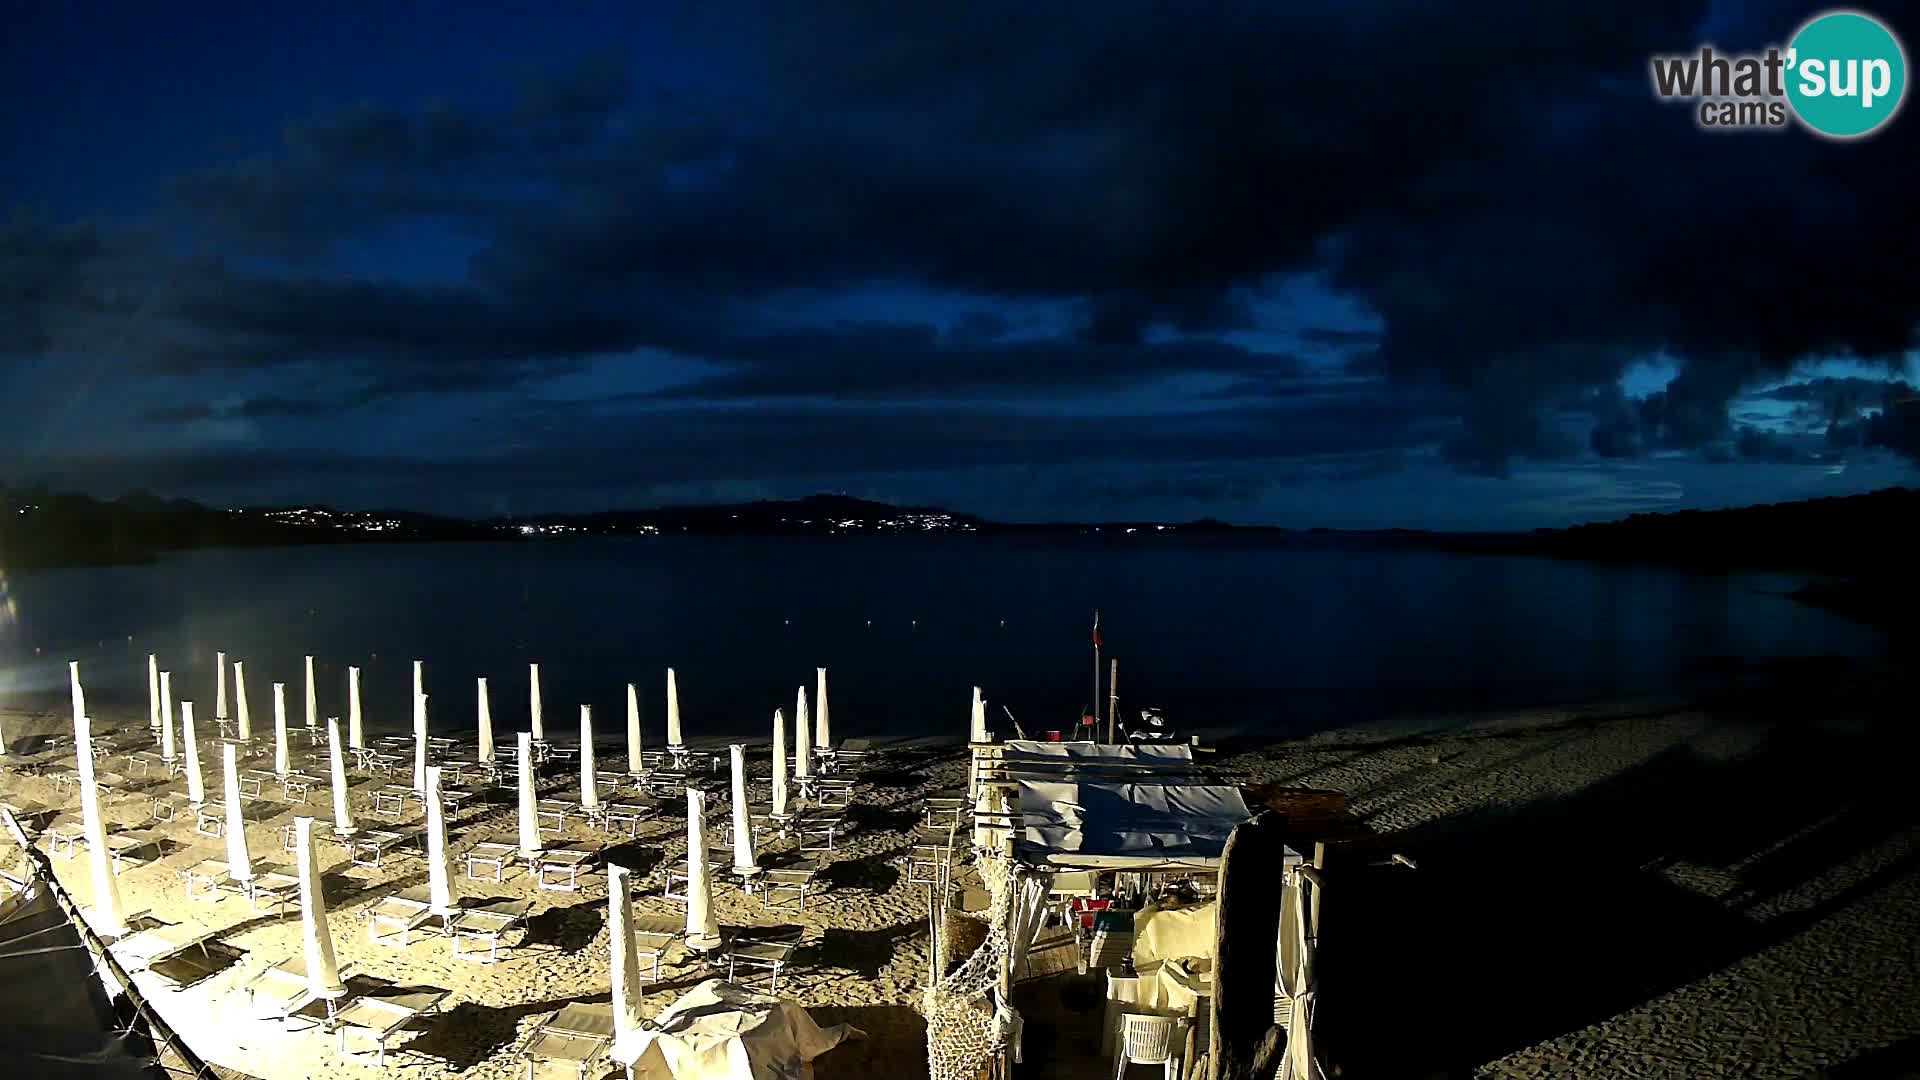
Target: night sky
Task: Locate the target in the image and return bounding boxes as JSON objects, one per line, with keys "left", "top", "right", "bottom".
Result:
{"left": 3, "top": 2, "right": 1917, "bottom": 529}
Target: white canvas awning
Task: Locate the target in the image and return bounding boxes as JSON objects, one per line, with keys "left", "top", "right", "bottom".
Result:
{"left": 1002, "top": 740, "right": 1194, "bottom": 765}
{"left": 1012, "top": 779, "right": 1249, "bottom": 870}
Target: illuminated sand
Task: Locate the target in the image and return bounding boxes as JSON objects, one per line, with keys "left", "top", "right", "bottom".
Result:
{"left": 6, "top": 684, "right": 1920, "bottom": 1079}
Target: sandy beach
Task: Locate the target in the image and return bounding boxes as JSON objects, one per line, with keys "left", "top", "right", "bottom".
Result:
{"left": 5, "top": 663, "right": 1919, "bottom": 1079}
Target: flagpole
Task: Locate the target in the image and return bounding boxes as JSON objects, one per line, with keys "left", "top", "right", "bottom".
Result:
{"left": 1091, "top": 609, "right": 1101, "bottom": 739}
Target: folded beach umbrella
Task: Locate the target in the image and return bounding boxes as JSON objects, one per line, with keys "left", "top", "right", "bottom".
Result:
{"left": 771, "top": 708, "right": 790, "bottom": 820}
{"left": 160, "top": 671, "right": 177, "bottom": 761}
{"left": 272, "top": 682, "right": 290, "bottom": 777}
{"left": 347, "top": 665, "right": 364, "bottom": 752}
{"left": 730, "top": 744, "right": 758, "bottom": 875}
{"left": 73, "top": 702, "right": 129, "bottom": 938}
{"left": 294, "top": 817, "right": 348, "bottom": 1003}
{"left": 304, "top": 655, "right": 318, "bottom": 731}
{"left": 234, "top": 660, "right": 252, "bottom": 742}
{"left": 685, "top": 789, "right": 721, "bottom": 950}
{"left": 215, "top": 651, "right": 228, "bottom": 722}
{"left": 413, "top": 692, "right": 430, "bottom": 794}
{"left": 425, "top": 765, "right": 458, "bottom": 916}
{"left": 69, "top": 660, "right": 85, "bottom": 730}
{"left": 815, "top": 667, "right": 831, "bottom": 750}
{"left": 794, "top": 687, "right": 812, "bottom": 781}
{"left": 529, "top": 662, "right": 545, "bottom": 741}
{"left": 626, "top": 683, "right": 643, "bottom": 776}
{"left": 666, "top": 668, "right": 683, "bottom": 748}
{"left": 182, "top": 702, "right": 206, "bottom": 806}
{"left": 223, "top": 741, "right": 254, "bottom": 886}
{"left": 147, "top": 654, "right": 161, "bottom": 733}
{"left": 608, "top": 862, "right": 647, "bottom": 1059}
{"left": 477, "top": 677, "right": 495, "bottom": 763}
{"left": 327, "top": 715, "right": 355, "bottom": 835}
{"left": 412, "top": 659, "right": 424, "bottom": 705}
{"left": 517, "top": 732, "right": 542, "bottom": 861}
{"left": 580, "top": 705, "right": 599, "bottom": 811}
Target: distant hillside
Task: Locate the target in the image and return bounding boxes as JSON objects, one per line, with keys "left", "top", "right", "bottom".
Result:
{"left": 498, "top": 493, "right": 992, "bottom": 535}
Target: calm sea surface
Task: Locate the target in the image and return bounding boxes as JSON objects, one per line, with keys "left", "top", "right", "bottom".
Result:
{"left": 0, "top": 536, "right": 1888, "bottom": 740}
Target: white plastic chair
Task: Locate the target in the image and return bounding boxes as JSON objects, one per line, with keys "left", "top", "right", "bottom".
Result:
{"left": 1114, "top": 1012, "right": 1183, "bottom": 1079}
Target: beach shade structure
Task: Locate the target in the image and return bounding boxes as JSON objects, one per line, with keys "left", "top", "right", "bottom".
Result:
{"left": 684, "top": 789, "right": 721, "bottom": 951}
{"left": 794, "top": 687, "right": 813, "bottom": 781}
{"left": 148, "top": 654, "right": 162, "bottom": 733}
{"left": 412, "top": 692, "right": 430, "bottom": 794}
{"left": 425, "top": 766, "right": 458, "bottom": 917}
{"left": 223, "top": 742, "right": 255, "bottom": 888}
{"left": 73, "top": 705, "right": 130, "bottom": 938}
{"left": 160, "top": 671, "right": 177, "bottom": 761}
{"left": 477, "top": 677, "right": 495, "bottom": 763}
{"left": 529, "top": 663, "right": 545, "bottom": 742}
{"left": 215, "top": 651, "right": 228, "bottom": 721}
{"left": 327, "top": 716, "right": 355, "bottom": 835}
{"left": 607, "top": 862, "right": 647, "bottom": 1061}
{"left": 304, "top": 655, "right": 318, "bottom": 731}
{"left": 579, "top": 705, "right": 599, "bottom": 811}
{"left": 348, "top": 666, "right": 364, "bottom": 752}
{"left": 517, "top": 732, "right": 542, "bottom": 862}
{"left": 815, "top": 667, "right": 831, "bottom": 750}
{"left": 615, "top": 980, "right": 861, "bottom": 1079}
{"left": 182, "top": 702, "right": 207, "bottom": 806}
{"left": 626, "top": 683, "right": 643, "bottom": 775}
{"left": 234, "top": 660, "right": 252, "bottom": 742}
{"left": 273, "top": 683, "right": 290, "bottom": 776}
{"left": 771, "top": 709, "right": 791, "bottom": 821}
{"left": 293, "top": 816, "right": 349, "bottom": 1005}
{"left": 730, "top": 745, "right": 759, "bottom": 876}
{"left": 666, "top": 667, "right": 683, "bottom": 748}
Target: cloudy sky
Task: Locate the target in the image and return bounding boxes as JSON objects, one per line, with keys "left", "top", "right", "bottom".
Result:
{"left": 3, "top": 1, "right": 1916, "bottom": 528}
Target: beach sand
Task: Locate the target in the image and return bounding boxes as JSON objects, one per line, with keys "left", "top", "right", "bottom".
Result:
{"left": 5, "top": 666, "right": 1919, "bottom": 1079}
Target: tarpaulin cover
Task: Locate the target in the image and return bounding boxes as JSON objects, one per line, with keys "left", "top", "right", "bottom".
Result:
{"left": 615, "top": 978, "right": 861, "bottom": 1080}
{"left": 1014, "top": 780, "right": 1250, "bottom": 870}
{"left": 0, "top": 881, "right": 159, "bottom": 1078}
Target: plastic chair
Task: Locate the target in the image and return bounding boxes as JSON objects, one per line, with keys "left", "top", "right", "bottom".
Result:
{"left": 1114, "top": 1012, "right": 1183, "bottom": 1079}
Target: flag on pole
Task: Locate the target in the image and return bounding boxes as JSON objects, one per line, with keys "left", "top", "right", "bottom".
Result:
{"left": 1092, "top": 610, "right": 1102, "bottom": 649}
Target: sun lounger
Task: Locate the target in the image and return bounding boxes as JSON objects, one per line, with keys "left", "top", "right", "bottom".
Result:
{"left": 243, "top": 955, "right": 356, "bottom": 1022}
{"left": 464, "top": 841, "right": 519, "bottom": 881}
{"left": 147, "top": 791, "right": 191, "bottom": 824}
{"left": 629, "top": 912, "right": 680, "bottom": 983}
{"left": 280, "top": 771, "right": 319, "bottom": 802}
{"left": 522, "top": 1002, "right": 616, "bottom": 1080}
{"left": 42, "top": 818, "right": 87, "bottom": 858}
{"left": 105, "top": 829, "right": 162, "bottom": 871}
{"left": 244, "top": 866, "right": 301, "bottom": 912}
{"left": 331, "top": 983, "right": 450, "bottom": 1067}
{"left": 372, "top": 785, "right": 414, "bottom": 818}
{"left": 602, "top": 798, "right": 661, "bottom": 838}
{"left": 663, "top": 856, "right": 729, "bottom": 900}
{"left": 810, "top": 777, "right": 855, "bottom": 809}
{"left": 366, "top": 887, "right": 436, "bottom": 946}
{"left": 193, "top": 804, "right": 226, "bottom": 838}
{"left": 759, "top": 863, "right": 822, "bottom": 911}
{"left": 109, "top": 920, "right": 219, "bottom": 973}
{"left": 798, "top": 814, "right": 845, "bottom": 853}
{"left": 447, "top": 899, "right": 534, "bottom": 963}
{"left": 348, "top": 828, "right": 420, "bottom": 868}
{"left": 536, "top": 846, "right": 599, "bottom": 892}
{"left": 833, "top": 737, "right": 874, "bottom": 771}
{"left": 536, "top": 798, "right": 579, "bottom": 832}
{"left": 726, "top": 937, "right": 800, "bottom": 992}
{"left": 0, "top": 799, "right": 54, "bottom": 836}
{"left": 126, "top": 750, "right": 170, "bottom": 778}
{"left": 922, "top": 794, "right": 970, "bottom": 830}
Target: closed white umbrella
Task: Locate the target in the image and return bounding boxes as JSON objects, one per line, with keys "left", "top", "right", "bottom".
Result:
{"left": 477, "top": 677, "right": 495, "bottom": 763}
{"left": 608, "top": 862, "right": 646, "bottom": 1059}
{"left": 223, "top": 742, "right": 254, "bottom": 885}
{"left": 69, "top": 660, "right": 85, "bottom": 729}
{"left": 293, "top": 817, "right": 347, "bottom": 1004}
{"left": 304, "top": 655, "right": 317, "bottom": 731}
{"left": 771, "top": 708, "right": 790, "bottom": 820}
{"left": 529, "top": 662, "right": 545, "bottom": 741}
{"left": 425, "top": 765, "right": 457, "bottom": 916}
{"left": 970, "top": 686, "right": 988, "bottom": 743}
{"left": 412, "top": 659, "right": 424, "bottom": 705}
{"left": 272, "top": 682, "right": 290, "bottom": 777}
{"left": 626, "top": 683, "right": 643, "bottom": 775}
{"left": 182, "top": 702, "right": 206, "bottom": 806}
{"left": 794, "top": 686, "right": 813, "bottom": 781}
{"left": 815, "top": 667, "right": 831, "bottom": 750}
{"left": 234, "top": 660, "right": 252, "bottom": 742}
{"left": 160, "top": 671, "right": 177, "bottom": 761}
{"left": 73, "top": 703, "right": 129, "bottom": 937}
{"left": 517, "top": 732, "right": 542, "bottom": 861}
{"left": 215, "top": 651, "right": 228, "bottom": 722}
{"left": 327, "top": 715, "right": 355, "bottom": 835}
{"left": 147, "top": 654, "right": 161, "bottom": 733}
{"left": 412, "top": 692, "right": 429, "bottom": 794}
{"left": 665, "top": 668, "right": 683, "bottom": 748}
{"left": 729, "top": 744, "right": 758, "bottom": 875}
{"left": 580, "top": 705, "right": 599, "bottom": 811}
{"left": 0, "top": 714, "right": 8, "bottom": 756}
{"left": 684, "top": 789, "right": 720, "bottom": 950}
{"left": 348, "top": 666, "right": 364, "bottom": 752}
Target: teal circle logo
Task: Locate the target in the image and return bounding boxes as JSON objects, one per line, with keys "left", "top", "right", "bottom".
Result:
{"left": 1786, "top": 10, "right": 1907, "bottom": 138}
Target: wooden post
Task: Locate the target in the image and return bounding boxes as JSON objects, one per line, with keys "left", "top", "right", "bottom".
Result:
{"left": 1106, "top": 659, "right": 1119, "bottom": 743}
